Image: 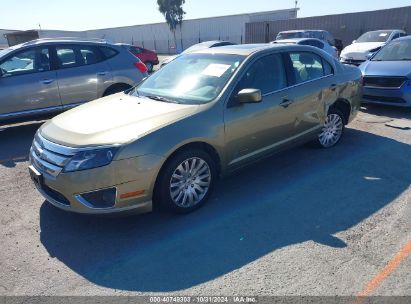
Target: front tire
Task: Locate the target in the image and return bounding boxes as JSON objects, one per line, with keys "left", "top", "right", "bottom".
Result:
{"left": 155, "top": 149, "right": 216, "bottom": 213}
{"left": 316, "top": 108, "right": 345, "bottom": 148}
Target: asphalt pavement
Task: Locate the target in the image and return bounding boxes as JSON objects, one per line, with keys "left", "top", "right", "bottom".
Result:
{"left": 0, "top": 105, "right": 410, "bottom": 297}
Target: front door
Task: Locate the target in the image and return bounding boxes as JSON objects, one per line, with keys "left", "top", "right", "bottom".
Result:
{"left": 0, "top": 46, "right": 61, "bottom": 116}
{"left": 224, "top": 53, "right": 296, "bottom": 169}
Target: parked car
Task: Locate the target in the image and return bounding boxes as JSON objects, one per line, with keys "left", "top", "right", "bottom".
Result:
{"left": 359, "top": 36, "right": 411, "bottom": 107}
{"left": 275, "top": 30, "right": 338, "bottom": 48}
{"left": 272, "top": 38, "right": 338, "bottom": 58}
{"left": 0, "top": 38, "right": 148, "bottom": 125}
{"left": 160, "top": 40, "right": 237, "bottom": 67}
{"left": 117, "top": 44, "right": 159, "bottom": 73}
{"left": 340, "top": 29, "right": 407, "bottom": 66}
{"left": 29, "top": 44, "right": 362, "bottom": 215}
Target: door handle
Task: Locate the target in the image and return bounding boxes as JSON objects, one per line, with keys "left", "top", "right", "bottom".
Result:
{"left": 280, "top": 98, "right": 294, "bottom": 108}
{"left": 41, "top": 79, "right": 54, "bottom": 84}
{"left": 330, "top": 84, "right": 337, "bottom": 91}
{"left": 97, "top": 71, "right": 109, "bottom": 76}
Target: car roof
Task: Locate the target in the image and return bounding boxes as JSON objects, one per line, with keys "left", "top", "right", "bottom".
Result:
{"left": 364, "top": 29, "right": 405, "bottom": 33}
{"left": 19, "top": 38, "right": 110, "bottom": 47}
{"left": 193, "top": 43, "right": 322, "bottom": 56}
{"left": 278, "top": 30, "right": 326, "bottom": 33}
{"left": 274, "top": 38, "right": 323, "bottom": 43}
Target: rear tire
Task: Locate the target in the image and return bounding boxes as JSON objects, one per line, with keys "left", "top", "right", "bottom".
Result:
{"left": 316, "top": 108, "right": 345, "bottom": 148}
{"left": 155, "top": 149, "right": 216, "bottom": 214}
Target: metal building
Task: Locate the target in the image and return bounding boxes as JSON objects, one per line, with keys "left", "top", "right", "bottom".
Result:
{"left": 0, "top": 29, "right": 18, "bottom": 48}
{"left": 84, "top": 8, "right": 298, "bottom": 53}
{"left": 245, "top": 6, "right": 411, "bottom": 47}
{"left": 3, "top": 8, "right": 298, "bottom": 53}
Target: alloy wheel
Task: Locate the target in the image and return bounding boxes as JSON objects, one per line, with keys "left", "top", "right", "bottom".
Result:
{"left": 318, "top": 113, "right": 344, "bottom": 148}
{"left": 169, "top": 157, "right": 212, "bottom": 208}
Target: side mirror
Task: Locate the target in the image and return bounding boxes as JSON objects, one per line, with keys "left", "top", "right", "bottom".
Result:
{"left": 236, "top": 89, "right": 262, "bottom": 104}
{"left": 352, "top": 40, "right": 357, "bottom": 44}
{"left": 367, "top": 52, "right": 374, "bottom": 60}
{"left": 0, "top": 68, "right": 4, "bottom": 78}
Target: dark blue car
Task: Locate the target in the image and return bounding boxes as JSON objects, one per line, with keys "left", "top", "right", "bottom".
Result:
{"left": 359, "top": 36, "right": 411, "bottom": 107}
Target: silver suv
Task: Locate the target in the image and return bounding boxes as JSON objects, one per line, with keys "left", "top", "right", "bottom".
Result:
{"left": 0, "top": 38, "right": 148, "bottom": 124}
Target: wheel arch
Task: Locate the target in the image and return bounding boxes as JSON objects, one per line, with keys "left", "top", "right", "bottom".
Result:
{"left": 330, "top": 98, "right": 351, "bottom": 125}
{"left": 152, "top": 141, "right": 222, "bottom": 206}
{"left": 103, "top": 83, "right": 133, "bottom": 97}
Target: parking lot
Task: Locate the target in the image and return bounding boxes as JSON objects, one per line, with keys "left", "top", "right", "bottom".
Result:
{"left": 0, "top": 104, "right": 410, "bottom": 297}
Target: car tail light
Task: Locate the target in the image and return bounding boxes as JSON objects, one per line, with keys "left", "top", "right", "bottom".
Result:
{"left": 134, "top": 62, "right": 148, "bottom": 74}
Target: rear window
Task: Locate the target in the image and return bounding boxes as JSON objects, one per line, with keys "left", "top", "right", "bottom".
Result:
{"left": 99, "top": 46, "right": 118, "bottom": 59}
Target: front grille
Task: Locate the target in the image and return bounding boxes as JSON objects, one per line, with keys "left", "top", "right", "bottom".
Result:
{"left": 363, "top": 95, "right": 406, "bottom": 103}
{"left": 30, "top": 133, "right": 73, "bottom": 177}
{"left": 363, "top": 76, "right": 407, "bottom": 88}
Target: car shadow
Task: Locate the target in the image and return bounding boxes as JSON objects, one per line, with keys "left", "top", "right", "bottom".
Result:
{"left": 361, "top": 104, "right": 411, "bottom": 119}
{"left": 39, "top": 129, "right": 411, "bottom": 292}
{"left": 0, "top": 122, "right": 42, "bottom": 168}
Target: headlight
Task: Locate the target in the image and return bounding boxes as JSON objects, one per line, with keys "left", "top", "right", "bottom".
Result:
{"left": 63, "top": 147, "right": 120, "bottom": 173}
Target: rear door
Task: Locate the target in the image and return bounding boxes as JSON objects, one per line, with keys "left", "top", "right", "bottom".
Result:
{"left": 284, "top": 51, "right": 337, "bottom": 138}
{"left": 0, "top": 46, "right": 61, "bottom": 116}
{"left": 52, "top": 44, "right": 112, "bottom": 106}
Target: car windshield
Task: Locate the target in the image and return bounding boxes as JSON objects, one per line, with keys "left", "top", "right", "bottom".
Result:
{"left": 131, "top": 53, "right": 245, "bottom": 104}
{"left": 277, "top": 31, "right": 322, "bottom": 40}
{"left": 372, "top": 39, "right": 411, "bottom": 61}
{"left": 356, "top": 31, "right": 393, "bottom": 43}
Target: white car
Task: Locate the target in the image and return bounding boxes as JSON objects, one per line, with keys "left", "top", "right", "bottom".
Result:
{"left": 273, "top": 38, "right": 338, "bottom": 58}
{"left": 340, "top": 29, "right": 407, "bottom": 65}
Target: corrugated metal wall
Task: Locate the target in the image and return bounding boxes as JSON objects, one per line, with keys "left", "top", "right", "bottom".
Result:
{"left": 246, "top": 6, "right": 411, "bottom": 46}
{"left": 85, "top": 9, "right": 297, "bottom": 54}
{"left": 0, "top": 29, "right": 17, "bottom": 47}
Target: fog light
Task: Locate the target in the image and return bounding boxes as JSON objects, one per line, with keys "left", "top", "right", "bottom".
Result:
{"left": 78, "top": 188, "right": 117, "bottom": 209}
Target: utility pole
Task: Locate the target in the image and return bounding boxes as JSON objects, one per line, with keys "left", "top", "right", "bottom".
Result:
{"left": 295, "top": 0, "right": 298, "bottom": 10}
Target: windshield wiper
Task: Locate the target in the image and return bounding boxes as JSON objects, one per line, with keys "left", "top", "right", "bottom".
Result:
{"left": 400, "top": 58, "right": 411, "bottom": 61}
{"left": 144, "top": 95, "right": 180, "bottom": 104}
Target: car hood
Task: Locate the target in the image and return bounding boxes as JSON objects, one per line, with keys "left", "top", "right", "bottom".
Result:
{"left": 40, "top": 93, "right": 200, "bottom": 147}
{"left": 341, "top": 42, "right": 385, "bottom": 57}
{"left": 359, "top": 60, "right": 411, "bottom": 77}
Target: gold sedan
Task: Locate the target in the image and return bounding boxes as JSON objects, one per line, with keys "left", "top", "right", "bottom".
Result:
{"left": 29, "top": 44, "right": 362, "bottom": 214}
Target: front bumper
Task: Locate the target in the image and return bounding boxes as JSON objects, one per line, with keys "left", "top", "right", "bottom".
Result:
{"left": 29, "top": 136, "right": 165, "bottom": 214}
{"left": 362, "top": 82, "right": 411, "bottom": 107}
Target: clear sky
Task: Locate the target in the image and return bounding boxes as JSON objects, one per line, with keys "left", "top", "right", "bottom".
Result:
{"left": 2, "top": 0, "right": 411, "bottom": 31}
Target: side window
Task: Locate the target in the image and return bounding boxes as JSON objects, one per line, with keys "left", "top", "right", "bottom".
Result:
{"left": 392, "top": 33, "right": 400, "bottom": 40}
{"left": 399, "top": 33, "right": 406, "bottom": 37}
{"left": 323, "top": 59, "right": 334, "bottom": 76}
{"left": 100, "top": 46, "right": 118, "bottom": 59}
{"left": 235, "top": 53, "right": 287, "bottom": 95}
{"left": 79, "top": 46, "right": 102, "bottom": 65}
{"left": 0, "top": 47, "right": 50, "bottom": 77}
{"left": 56, "top": 46, "right": 80, "bottom": 69}
{"left": 289, "top": 52, "right": 325, "bottom": 84}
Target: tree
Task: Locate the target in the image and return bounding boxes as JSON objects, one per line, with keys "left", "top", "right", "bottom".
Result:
{"left": 157, "top": 0, "right": 186, "bottom": 53}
